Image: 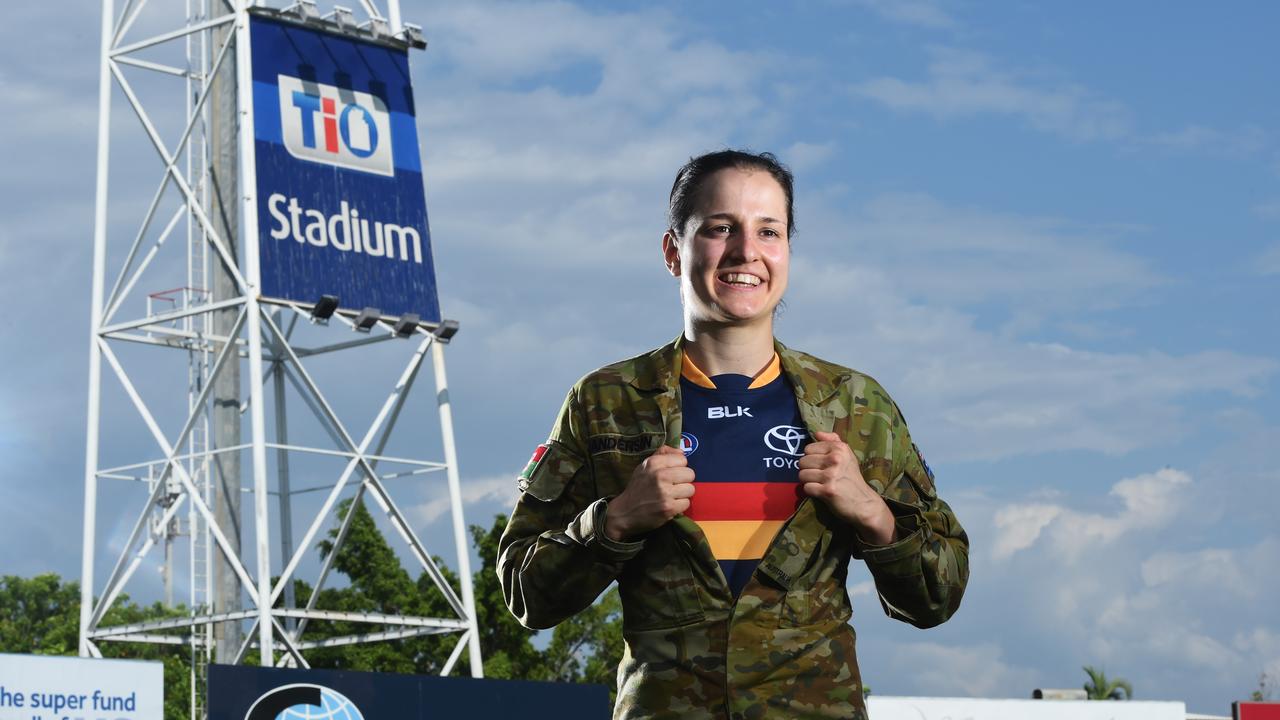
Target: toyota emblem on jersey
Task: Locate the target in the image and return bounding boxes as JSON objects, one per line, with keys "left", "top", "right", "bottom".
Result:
{"left": 764, "top": 425, "right": 807, "bottom": 456}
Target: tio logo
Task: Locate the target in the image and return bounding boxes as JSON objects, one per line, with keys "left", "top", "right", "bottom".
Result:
{"left": 278, "top": 75, "right": 394, "bottom": 176}
{"left": 246, "top": 684, "right": 364, "bottom": 720}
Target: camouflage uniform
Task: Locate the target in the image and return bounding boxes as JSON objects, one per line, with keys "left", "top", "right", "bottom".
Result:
{"left": 499, "top": 336, "right": 969, "bottom": 719}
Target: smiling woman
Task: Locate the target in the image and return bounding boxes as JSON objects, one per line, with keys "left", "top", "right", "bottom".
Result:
{"left": 498, "top": 149, "right": 971, "bottom": 720}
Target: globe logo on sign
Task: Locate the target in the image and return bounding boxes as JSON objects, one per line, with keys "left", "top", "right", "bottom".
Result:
{"left": 764, "top": 425, "right": 807, "bottom": 456}
{"left": 245, "top": 684, "right": 363, "bottom": 720}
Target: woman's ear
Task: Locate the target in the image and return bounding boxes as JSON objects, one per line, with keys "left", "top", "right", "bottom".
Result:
{"left": 662, "top": 230, "right": 681, "bottom": 277}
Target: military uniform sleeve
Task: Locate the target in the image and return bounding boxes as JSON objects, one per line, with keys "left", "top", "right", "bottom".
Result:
{"left": 855, "top": 407, "right": 969, "bottom": 629}
{"left": 497, "top": 385, "right": 643, "bottom": 630}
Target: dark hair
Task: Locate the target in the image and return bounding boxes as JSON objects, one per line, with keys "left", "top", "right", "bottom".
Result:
{"left": 667, "top": 149, "right": 795, "bottom": 239}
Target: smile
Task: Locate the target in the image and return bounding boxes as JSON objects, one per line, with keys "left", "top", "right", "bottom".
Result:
{"left": 718, "top": 272, "right": 762, "bottom": 287}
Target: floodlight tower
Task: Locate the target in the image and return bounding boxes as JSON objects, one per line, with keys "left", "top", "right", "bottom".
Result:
{"left": 81, "top": 0, "right": 483, "bottom": 712}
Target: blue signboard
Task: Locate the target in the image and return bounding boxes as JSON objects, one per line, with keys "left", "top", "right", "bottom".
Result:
{"left": 207, "top": 664, "right": 610, "bottom": 720}
{"left": 250, "top": 14, "right": 441, "bottom": 323}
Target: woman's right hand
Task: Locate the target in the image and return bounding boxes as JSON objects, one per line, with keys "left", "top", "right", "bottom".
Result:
{"left": 603, "top": 445, "right": 696, "bottom": 541}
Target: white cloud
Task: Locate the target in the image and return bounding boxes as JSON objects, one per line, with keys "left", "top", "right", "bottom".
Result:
{"left": 993, "top": 468, "right": 1190, "bottom": 562}
{"left": 881, "top": 642, "right": 1039, "bottom": 698}
{"left": 1256, "top": 242, "right": 1280, "bottom": 275}
{"left": 848, "top": 579, "right": 876, "bottom": 598}
{"left": 1146, "top": 124, "right": 1268, "bottom": 157}
{"left": 784, "top": 141, "right": 837, "bottom": 171}
{"left": 785, "top": 260, "right": 1275, "bottom": 461}
{"left": 1254, "top": 199, "right": 1280, "bottom": 220}
{"left": 935, "top": 454, "right": 1280, "bottom": 710}
{"left": 850, "top": 0, "right": 957, "bottom": 29}
{"left": 851, "top": 47, "right": 1132, "bottom": 141}
{"left": 413, "top": 474, "right": 520, "bottom": 525}
{"left": 992, "top": 503, "right": 1061, "bottom": 560}
{"left": 831, "top": 192, "right": 1164, "bottom": 311}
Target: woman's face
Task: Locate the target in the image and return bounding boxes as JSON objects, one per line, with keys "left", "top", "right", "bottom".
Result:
{"left": 663, "top": 167, "right": 790, "bottom": 330}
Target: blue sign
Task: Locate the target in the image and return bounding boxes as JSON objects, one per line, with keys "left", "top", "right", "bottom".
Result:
{"left": 207, "top": 664, "right": 610, "bottom": 720}
{"left": 250, "top": 15, "right": 441, "bottom": 323}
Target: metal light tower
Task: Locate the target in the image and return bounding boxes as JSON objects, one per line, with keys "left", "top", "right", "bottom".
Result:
{"left": 80, "top": 0, "right": 483, "bottom": 711}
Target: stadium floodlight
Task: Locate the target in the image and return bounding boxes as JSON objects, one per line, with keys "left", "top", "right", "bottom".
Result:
{"left": 401, "top": 23, "right": 427, "bottom": 48}
{"left": 324, "top": 6, "right": 356, "bottom": 31}
{"left": 433, "top": 319, "right": 460, "bottom": 342}
{"left": 354, "top": 307, "right": 381, "bottom": 332}
{"left": 393, "top": 313, "right": 420, "bottom": 337}
{"left": 310, "top": 294, "right": 340, "bottom": 323}
{"left": 284, "top": 0, "right": 320, "bottom": 21}
{"left": 361, "top": 17, "right": 391, "bottom": 39}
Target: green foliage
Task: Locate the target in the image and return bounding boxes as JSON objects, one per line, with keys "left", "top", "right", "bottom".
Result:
{"left": 1083, "top": 665, "right": 1134, "bottom": 700}
{"left": 1, "top": 508, "right": 621, "bottom": 720}
{"left": 0, "top": 573, "right": 80, "bottom": 655}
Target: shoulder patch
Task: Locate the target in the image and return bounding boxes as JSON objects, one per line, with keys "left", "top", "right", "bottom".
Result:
{"left": 519, "top": 444, "right": 549, "bottom": 483}
{"left": 912, "top": 442, "right": 935, "bottom": 481}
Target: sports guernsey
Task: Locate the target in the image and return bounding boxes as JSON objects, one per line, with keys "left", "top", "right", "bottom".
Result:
{"left": 679, "top": 352, "right": 810, "bottom": 597}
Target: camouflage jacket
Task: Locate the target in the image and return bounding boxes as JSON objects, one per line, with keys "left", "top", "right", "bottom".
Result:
{"left": 498, "top": 336, "right": 969, "bottom": 719}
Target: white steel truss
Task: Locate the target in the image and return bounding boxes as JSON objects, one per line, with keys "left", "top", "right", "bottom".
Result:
{"left": 82, "top": 0, "right": 483, "bottom": 709}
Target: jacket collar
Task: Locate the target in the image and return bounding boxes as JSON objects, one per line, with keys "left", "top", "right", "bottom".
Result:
{"left": 625, "top": 335, "right": 684, "bottom": 393}
{"left": 627, "top": 334, "right": 849, "bottom": 407}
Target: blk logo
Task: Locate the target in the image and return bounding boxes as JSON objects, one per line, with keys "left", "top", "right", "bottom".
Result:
{"left": 278, "top": 75, "right": 393, "bottom": 176}
{"left": 708, "top": 405, "right": 752, "bottom": 419}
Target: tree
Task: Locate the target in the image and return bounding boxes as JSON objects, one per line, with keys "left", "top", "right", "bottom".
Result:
{"left": 0, "top": 573, "right": 80, "bottom": 655}
{"left": 1251, "top": 671, "right": 1272, "bottom": 702}
{"left": 0, "top": 508, "right": 624, "bottom": 718}
{"left": 1083, "top": 665, "right": 1134, "bottom": 700}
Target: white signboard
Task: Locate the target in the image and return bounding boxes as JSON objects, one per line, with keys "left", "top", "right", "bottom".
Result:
{"left": 0, "top": 654, "right": 162, "bottom": 720}
{"left": 867, "top": 696, "right": 1186, "bottom": 720}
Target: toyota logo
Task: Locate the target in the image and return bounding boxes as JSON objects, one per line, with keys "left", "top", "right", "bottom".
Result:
{"left": 764, "top": 425, "right": 807, "bottom": 456}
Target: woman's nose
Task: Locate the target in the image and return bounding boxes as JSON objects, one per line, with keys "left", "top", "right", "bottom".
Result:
{"left": 724, "top": 228, "right": 760, "bottom": 262}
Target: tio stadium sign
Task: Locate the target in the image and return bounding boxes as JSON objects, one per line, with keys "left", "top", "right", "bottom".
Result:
{"left": 250, "top": 13, "right": 441, "bottom": 323}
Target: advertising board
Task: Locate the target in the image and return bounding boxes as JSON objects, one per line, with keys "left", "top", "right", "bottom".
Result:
{"left": 867, "top": 696, "right": 1187, "bottom": 720}
{"left": 207, "top": 664, "right": 609, "bottom": 720}
{"left": 0, "top": 654, "right": 163, "bottom": 720}
{"left": 249, "top": 14, "right": 442, "bottom": 323}
{"left": 1236, "top": 701, "right": 1280, "bottom": 720}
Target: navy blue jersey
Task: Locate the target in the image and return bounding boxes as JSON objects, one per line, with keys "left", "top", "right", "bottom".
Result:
{"left": 680, "top": 353, "right": 809, "bottom": 597}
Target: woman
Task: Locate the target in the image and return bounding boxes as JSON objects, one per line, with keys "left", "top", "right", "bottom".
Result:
{"left": 499, "top": 150, "right": 969, "bottom": 720}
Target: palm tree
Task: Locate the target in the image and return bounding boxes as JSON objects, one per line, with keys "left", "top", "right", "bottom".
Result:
{"left": 1083, "top": 665, "right": 1134, "bottom": 700}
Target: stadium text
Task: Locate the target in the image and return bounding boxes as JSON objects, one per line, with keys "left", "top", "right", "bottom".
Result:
{"left": 266, "top": 193, "right": 423, "bottom": 263}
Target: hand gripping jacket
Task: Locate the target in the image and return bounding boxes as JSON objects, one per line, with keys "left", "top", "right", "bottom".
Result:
{"left": 498, "top": 337, "right": 969, "bottom": 719}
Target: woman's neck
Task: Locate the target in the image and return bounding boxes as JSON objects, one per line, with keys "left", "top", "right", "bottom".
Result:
{"left": 681, "top": 320, "right": 776, "bottom": 377}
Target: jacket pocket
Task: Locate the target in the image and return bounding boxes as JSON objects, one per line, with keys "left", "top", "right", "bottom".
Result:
{"left": 778, "top": 577, "right": 853, "bottom": 628}
{"left": 619, "top": 527, "right": 706, "bottom": 631}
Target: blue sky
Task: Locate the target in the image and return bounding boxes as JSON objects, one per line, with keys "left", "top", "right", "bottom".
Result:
{"left": 1, "top": 0, "right": 1277, "bottom": 715}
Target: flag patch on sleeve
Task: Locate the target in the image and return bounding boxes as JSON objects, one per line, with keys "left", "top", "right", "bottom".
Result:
{"left": 519, "top": 444, "right": 550, "bottom": 483}
{"left": 913, "top": 443, "right": 935, "bottom": 481}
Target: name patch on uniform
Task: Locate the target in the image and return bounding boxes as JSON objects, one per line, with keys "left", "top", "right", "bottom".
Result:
{"left": 587, "top": 433, "right": 663, "bottom": 456}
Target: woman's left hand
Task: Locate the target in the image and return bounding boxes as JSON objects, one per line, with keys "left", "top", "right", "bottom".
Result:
{"left": 798, "top": 431, "right": 898, "bottom": 545}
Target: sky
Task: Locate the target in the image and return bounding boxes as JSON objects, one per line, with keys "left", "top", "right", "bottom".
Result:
{"left": 1, "top": 0, "right": 1278, "bottom": 715}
